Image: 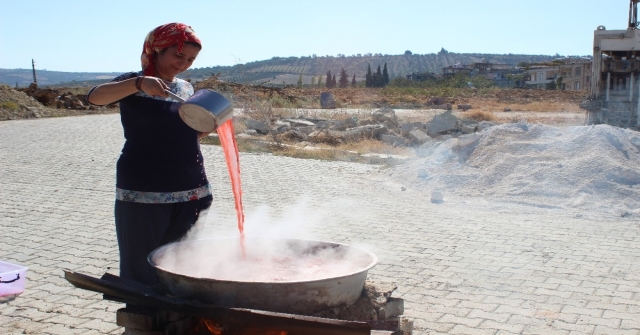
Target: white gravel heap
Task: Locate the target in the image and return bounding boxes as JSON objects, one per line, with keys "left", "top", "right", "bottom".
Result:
{"left": 392, "top": 122, "right": 640, "bottom": 215}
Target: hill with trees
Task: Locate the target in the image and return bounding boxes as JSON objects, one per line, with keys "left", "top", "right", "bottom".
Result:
{"left": 1, "top": 49, "right": 587, "bottom": 87}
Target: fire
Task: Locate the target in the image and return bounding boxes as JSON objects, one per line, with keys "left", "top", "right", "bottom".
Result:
{"left": 193, "top": 317, "right": 292, "bottom": 335}
{"left": 195, "top": 319, "right": 223, "bottom": 334}
{"left": 204, "top": 320, "right": 222, "bottom": 334}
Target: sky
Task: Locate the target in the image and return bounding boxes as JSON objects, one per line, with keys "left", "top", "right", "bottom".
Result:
{"left": 0, "top": 0, "right": 631, "bottom": 73}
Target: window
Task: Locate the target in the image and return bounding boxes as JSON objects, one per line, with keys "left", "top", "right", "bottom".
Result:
{"left": 574, "top": 82, "right": 580, "bottom": 90}
{"left": 575, "top": 67, "right": 582, "bottom": 76}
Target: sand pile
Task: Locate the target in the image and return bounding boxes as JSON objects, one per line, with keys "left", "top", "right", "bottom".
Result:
{"left": 392, "top": 122, "right": 640, "bottom": 215}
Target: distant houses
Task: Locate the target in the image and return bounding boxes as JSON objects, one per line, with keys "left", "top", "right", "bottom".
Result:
{"left": 523, "top": 57, "right": 592, "bottom": 91}
{"left": 406, "top": 57, "right": 592, "bottom": 90}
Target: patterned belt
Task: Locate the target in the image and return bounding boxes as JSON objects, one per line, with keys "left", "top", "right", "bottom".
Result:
{"left": 116, "top": 184, "right": 211, "bottom": 203}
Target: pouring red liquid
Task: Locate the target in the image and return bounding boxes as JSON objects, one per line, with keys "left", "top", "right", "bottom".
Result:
{"left": 216, "top": 120, "right": 246, "bottom": 255}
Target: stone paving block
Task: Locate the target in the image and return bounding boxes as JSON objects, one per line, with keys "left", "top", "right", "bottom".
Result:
{"left": 39, "top": 322, "right": 87, "bottom": 335}
{"left": 76, "top": 318, "right": 121, "bottom": 334}
{"left": 576, "top": 314, "right": 621, "bottom": 328}
{"left": 467, "top": 309, "right": 511, "bottom": 323}
{"left": 419, "top": 321, "right": 456, "bottom": 333}
{"left": 478, "top": 319, "right": 526, "bottom": 333}
{"left": 10, "top": 307, "right": 57, "bottom": 322}
{"left": 553, "top": 320, "right": 596, "bottom": 334}
{"left": 592, "top": 325, "right": 640, "bottom": 335}
{"left": 449, "top": 324, "right": 497, "bottom": 335}
{"left": 562, "top": 305, "right": 603, "bottom": 317}
{"left": 44, "top": 313, "right": 93, "bottom": 327}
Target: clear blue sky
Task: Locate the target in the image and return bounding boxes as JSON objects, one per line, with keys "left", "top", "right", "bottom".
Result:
{"left": 0, "top": 0, "right": 630, "bottom": 73}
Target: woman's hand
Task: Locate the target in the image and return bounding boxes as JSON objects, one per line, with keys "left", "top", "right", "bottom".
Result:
{"left": 138, "top": 76, "right": 170, "bottom": 98}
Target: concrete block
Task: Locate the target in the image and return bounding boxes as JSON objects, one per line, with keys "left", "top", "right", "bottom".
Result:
{"left": 426, "top": 111, "right": 458, "bottom": 137}
{"left": 408, "top": 129, "right": 429, "bottom": 144}
{"left": 381, "top": 134, "right": 407, "bottom": 147}
{"left": 117, "top": 307, "right": 163, "bottom": 330}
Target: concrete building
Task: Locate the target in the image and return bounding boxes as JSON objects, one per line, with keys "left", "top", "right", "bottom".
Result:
{"left": 524, "top": 58, "right": 592, "bottom": 90}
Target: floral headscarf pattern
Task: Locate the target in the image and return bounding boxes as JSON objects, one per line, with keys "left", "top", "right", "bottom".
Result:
{"left": 141, "top": 23, "right": 201, "bottom": 76}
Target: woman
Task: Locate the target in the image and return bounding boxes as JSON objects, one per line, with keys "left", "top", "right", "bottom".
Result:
{"left": 87, "top": 23, "right": 212, "bottom": 285}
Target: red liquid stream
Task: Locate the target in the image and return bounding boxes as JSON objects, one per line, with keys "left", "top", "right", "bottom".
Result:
{"left": 216, "top": 120, "right": 245, "bottom": 255}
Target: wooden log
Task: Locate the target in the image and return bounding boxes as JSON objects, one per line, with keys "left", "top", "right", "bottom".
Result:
{"left": 64, "top": 270, "right": 371, "bottom": 335}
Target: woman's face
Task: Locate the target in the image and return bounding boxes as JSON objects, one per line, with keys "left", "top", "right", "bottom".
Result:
{"left": 154, "top": 43, "right": 200, "bottom": 81}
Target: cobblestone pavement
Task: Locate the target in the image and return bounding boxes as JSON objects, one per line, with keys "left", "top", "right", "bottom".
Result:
{"left": 1, "top": 114, "right": 640, "bottom": 335}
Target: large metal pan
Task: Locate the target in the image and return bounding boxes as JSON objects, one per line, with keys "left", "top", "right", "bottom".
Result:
{"left": 165, "top": 89, "right": 233, "bottom": 133}
{"left": 148, "top": 237, "right": 377, "bottom": 315}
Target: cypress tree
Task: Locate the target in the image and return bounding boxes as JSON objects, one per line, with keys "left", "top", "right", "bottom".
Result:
{"left": 351, "top": 74, "right": 356, "bottom": 87}
{"left": 339, "top": 67, "right": 349, "bottom": 88}
{"left": 331, "top": 75, "right": 337, "bottom": 88}
{"left": 297, "top": 74, "right": 303, "bottom": 87}
{"left": 383, "top": 62, "right": 389, "bottom": 85}
{"left": 326, "top": 70, "right": 332, "bottom": 88}
{"left": 366, "top": 64, "right": 372, "bottom": 87}
{"left": 374, "top": 65, "right": 383, "bottom": 87}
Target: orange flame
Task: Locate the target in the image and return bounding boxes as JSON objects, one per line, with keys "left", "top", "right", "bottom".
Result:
{"left": 199, "top": 319, "right": 223, "bottom": 334}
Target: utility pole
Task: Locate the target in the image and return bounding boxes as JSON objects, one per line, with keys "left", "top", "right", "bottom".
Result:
{"left": 32, "top": 59, "right": 37, "bottom": 86}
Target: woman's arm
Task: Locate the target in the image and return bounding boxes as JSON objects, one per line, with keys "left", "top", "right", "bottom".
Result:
{"left": 87, "top": 76, "right": 170, "bottom": 106}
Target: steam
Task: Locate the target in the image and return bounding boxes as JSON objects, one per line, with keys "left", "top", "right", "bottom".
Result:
{"left": 162, "top": 197, "right": 376, "bottom": 282}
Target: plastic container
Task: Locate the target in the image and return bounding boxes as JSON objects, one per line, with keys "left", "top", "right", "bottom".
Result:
{"left": 0, "top": 261, "right": 28, "bottom": 301}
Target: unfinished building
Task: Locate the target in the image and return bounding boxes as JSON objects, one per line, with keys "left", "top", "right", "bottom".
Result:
{"left": 583, "top": 0, "right": 640, "bottom": 128}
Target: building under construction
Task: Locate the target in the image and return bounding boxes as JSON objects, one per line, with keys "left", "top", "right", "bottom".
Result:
{"left": 583, "top": 0, "right": 640, "bottom": 129}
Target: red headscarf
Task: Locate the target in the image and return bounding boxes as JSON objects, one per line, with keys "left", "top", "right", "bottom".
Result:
{"left": 141, "top": 23, "right": 202, "bottom": 76}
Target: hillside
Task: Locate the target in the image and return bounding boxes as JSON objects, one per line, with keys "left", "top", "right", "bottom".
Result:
{"left": 183, "top": 50, "right": 582, "bottom": 85}
{"left": 1, "top": 50, "right": 587, "bottom": 87}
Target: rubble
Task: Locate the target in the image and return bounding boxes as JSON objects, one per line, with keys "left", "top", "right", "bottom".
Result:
{"left": 240, "top": 107, "right": 496, "bottom": 147}
{"left": 313, "top": 280, "right": 413, "bottom": 335}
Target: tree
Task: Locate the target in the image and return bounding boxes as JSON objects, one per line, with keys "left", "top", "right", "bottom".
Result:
{"left": 556, "top": 77, "right": 564, "bottom": 90}
{"left": 326, "top": 70, "right": 332, "bottom": 88}
{"left": 382, "top": 62, "right": 389, "bottom": 85}
{"left": 351, "top": 74, "right": 356, "bottom": 88}
{"left": 404, "top": 50, "right": 413, "bottom": 56}
{"left": 331, "top": 75, "right": 337, "bottom": 88}
{"left": 311, "top": 76, "right": 316, "bottom": 86}
{"left": 297, "top": 74, "right": 303, "bottom": 87}
{"left": 339, "top": 68, "right": 349, "bottom": 88}
{"left": 373, "top": 65, "right": 383, "bottom": 87}
{"left": 546, "top": 78, "right": 557, "bottom": 90}
{"left": 365, "top": 64, "right": 372, "bottom": 87}
{"left": 317, "top": 75, "right": 323, "bottom": 88}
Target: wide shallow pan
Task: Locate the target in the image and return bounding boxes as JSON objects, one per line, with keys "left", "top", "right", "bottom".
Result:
{"left": 148, "top": 237, "right": 377, "bottom": 315}
{"left": 166, "top": 89, "right": 233, "bottom": 133}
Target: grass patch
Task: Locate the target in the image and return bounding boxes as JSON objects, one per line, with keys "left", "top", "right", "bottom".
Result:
{"left": 0, "top": 101, "right": 20, "bottom": 110}
{"left": 200, "top": 134, "right": 407, "bottom": 166}
{"left": 462, "top": 110, "right": 498, "bottom": 122}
